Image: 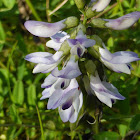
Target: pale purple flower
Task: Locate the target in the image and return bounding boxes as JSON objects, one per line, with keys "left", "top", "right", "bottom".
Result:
{"left": 24, "top": 19, "right": 66, "bottom": 37}
{"left": 51, "top": 56, "right": 82, "bottom": 79}
{"left": 46, "top": 31, "right": 70, "bottom": 51}
{"left": 58, "top": 91, "right": 83, "bottom": 123}
{"left": 40, "top": 75, "right": 83, "bottom": 123}
{"left": 99, "top": 44, "right": 140, "bottom": 74}
{"left": 104, "top": 11, "right": 140, "bottom": 30}
{"left": 67, "top": 30, "right": 96, "bottom": 57}
{"left": 25, "top": 51, "right": 64, "bottom": 73}
{"left": 92, "top": 0, "right": 111, "bottom": 12}
{"left": 90, "top": 71, "right": 125, "bottom": 107}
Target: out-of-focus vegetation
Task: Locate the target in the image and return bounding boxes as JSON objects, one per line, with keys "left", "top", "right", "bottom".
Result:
{"left": 0, "top": 0, "right": 140, "bottom": 139}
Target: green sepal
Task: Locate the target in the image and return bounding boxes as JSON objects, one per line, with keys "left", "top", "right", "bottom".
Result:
{"left": 91, "top": 18, "right": 107, "bottom": 28}
{"left": 74, "top": 0, "right": 86, "bottom": 10}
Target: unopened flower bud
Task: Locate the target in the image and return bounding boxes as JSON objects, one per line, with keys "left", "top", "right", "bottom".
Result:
{"left": 74, "top": 0, "right": 86, "bottom": 9}
{"left": 64, "top": 16, "right": 79, "bottom": 29}
{"left": 86, "top": 7, "right": 96, "bottom": 19}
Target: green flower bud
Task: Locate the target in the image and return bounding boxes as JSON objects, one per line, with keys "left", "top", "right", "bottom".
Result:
{"left": 86, "top": 7, "right": 96, "bottom": 19}
{"left": 91, "top": 18, "right": 107, "bottom": 28}
{"left": 74, "top": 0, "right": 86, "bottom": 9}
{"left": 64, "top": 16, "right": 79, "bottom": 29}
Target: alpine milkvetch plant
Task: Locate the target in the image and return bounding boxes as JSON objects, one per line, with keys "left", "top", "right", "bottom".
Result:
{"left": 24, "top": 0, "right": 140, "bottom": 124}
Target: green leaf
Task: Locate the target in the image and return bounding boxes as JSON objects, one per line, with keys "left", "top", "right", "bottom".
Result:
{"left": 27, "top": 84, "right": 36, "bottom": 106}
{"left": 2, "top": 0, "right": 15, "bottom": 9}
{"left": 93, "top": 131, "right": 121, "bottom": 140}
{"left": 130, "top": 114, "right": 140, "bottom": 130}
{"left": 6, "top": 127, "right": 17, "bottom": 140}
{"left": 17, "top": 60, "right": 25, "bottom": 80}
{"left": 118, "top": 124, "right": 128, "bottom": 138}
{"left": 13, "top": 80, "right": 24, "bottom": 106}
{"left": 9, "top": 104, "right": 22, "bottom": 124}
{"left": 0, "top": 21, "right": 6, "bottom": 51}
{"left": 137, "top": 84, "right": 140, "bottom": 110}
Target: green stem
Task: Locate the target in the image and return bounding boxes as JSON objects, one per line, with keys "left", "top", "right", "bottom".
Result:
{"left": 36, "top": 105, "right": 45, "bottom": 140}
{"left": 7, "top": 41, "right": 18, "bottom": 102}
{"left": 25, "top": 0, "right": 41, "bottom": 21}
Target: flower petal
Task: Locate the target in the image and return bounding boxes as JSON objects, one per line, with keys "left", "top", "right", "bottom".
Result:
{"left": 41, "top": 74, "right": 58, "bottom": 88}
{"left": 90, "top": 72, "right": 125, "bottom": 100}
{"left": 46, "top": 40, "right": 61, "bottom": 51}
{"left": 58, "top": 106, "right": 73, "bottom": 122}
{"left": 25, "top": 52, "right": 52, "bottom": 60}
{"left": 24, "top": 20, "right": 66, "bottom": 37}
{"left": 101, "top": 58, "right": 131, "bottom": 74}
{"left": 105, "top": 51, "right": 140, "bottom": 64}
{"left": 105, "top": 11, "right": 140, "bottom": 30}
{"left": 25, "top": 51, "right": 63, "bottom": 64}
{"left": 51, "top": 31, "right": 70, "bottom": 43}
{"left": 94, "top": 91, "right": 112, "bottom": 107}
{"left": 92, "top": 0, "right": 111, "bottom": 12}
{"left": 52, "top": 56, "right": 82, "bottom": 79}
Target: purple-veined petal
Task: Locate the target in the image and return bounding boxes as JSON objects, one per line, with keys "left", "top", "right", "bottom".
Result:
{"left": 33, "top": 62, "right": 58, "bottom": 73}
{"left": 24, "top": 20, "right": 66, "bottom": 37}
{"left": 51, "top": 31, "right": 70, "bottom": 43}
{"left": 104, "top": 11, "right": 140, "bottom": 30}
{"left": 40, "top": 87, "right": 52, "bottom": 100}
{"left": 47, "top": 79, "right": 79, "bottom": 109}
{"left": 105, "top": 51, "right": 140, "bottom": 64}
{"left": 80, "top": 38, "right": 96, "bottom": 48}
{"left": 25, "top": 52, "right": 52, "bottom": 60}
{"left": 100, "top": 47, "right": 140, "bottom": 64}
{"left": 67, "top": 39, "right": 78, "bottom": 46}
{"left": 94, "top": 91, "right": 112, "bottom": 107}
{"left": 92, "top": 0, "right": 111, "bottom": 12}
{"left": 25, "top": 51, "right": 63, "bottom": 64}
{"left": 101, "top": 58, "right": 131, "bottom": 74}
{"left": 90, "top": 71, "right": 125, "bottom": 100}
{"left": 41, "top": 74, "right": 58, "bottom": 88}
{"left": 51, "top": 56, "right": 82, "bottom": 79}
{"left": 58, "top": 105, "right": 73, "bottom": 122}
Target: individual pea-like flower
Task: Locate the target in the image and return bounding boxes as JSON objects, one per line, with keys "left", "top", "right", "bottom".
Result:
{"left": 51, "top": 56, "right": 82, "bottom": 79}
{"left": 67, "top": 30, "right": 96, "bottom": 57}
{"left": 92, "top": 0, "right": 111, "bottom": 12}
{"left": 99, "top": 44, "right": 140, "bottom": 74}
{"left": 25, "top": 51, "right": 64, "bottom": 73}
{"left": 41, "top": 74, "right": 83, "bottom": 123}
{"left": 46, "top": 31, "right": 70, "bottom": 51}
{"left": 24, "top": 17, "right": 79, "bottom": 38}
{"left": 90, "top": 71, "right": 125, "bottom": 107}
{"left": 104, "top": 11, "right": 140, "bottom": 30}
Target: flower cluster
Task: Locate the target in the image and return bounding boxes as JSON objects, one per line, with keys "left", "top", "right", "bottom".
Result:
{"left": 24, "top": 0, "right": 140, "bottom": 123}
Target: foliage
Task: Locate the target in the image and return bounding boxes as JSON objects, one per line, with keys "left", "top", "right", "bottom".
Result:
{"left": 0, "top": 0, "right": 140, "bottom": 139}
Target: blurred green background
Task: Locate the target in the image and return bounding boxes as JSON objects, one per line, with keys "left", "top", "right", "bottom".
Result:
{"left": 0, "top": 0, "right": 140, "bottom": 139}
